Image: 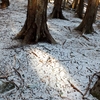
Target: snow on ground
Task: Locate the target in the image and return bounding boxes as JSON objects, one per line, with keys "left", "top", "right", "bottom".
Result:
{"left": 0, "top": 0, "right": 100, "bottom": 100}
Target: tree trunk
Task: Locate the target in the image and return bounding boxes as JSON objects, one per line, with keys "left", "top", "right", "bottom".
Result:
{"left": 72, "top": 0, "right": 79, "bottom": 9}
{"left": 90, "top": 78, "right": 100, "bottom": 100}
{"left": 48, "top": 0, "right": 50, "bottom": 3}
{"left": 77, "top": 0, "right": 84, "bottom": 18}
{"left": 49, "top": 0, "right": 66, "bottom": 19}
{"left": 15, "top": 0, "right": 56, "bottom": 44}
{"left": 62, "top": 0, "right": 67, "bottom": 9}
{"left": 0, "top": 0, "right": 10, "bottom": 9}
{"left": 75, "top": 0, "right": 99, "bottom": 34}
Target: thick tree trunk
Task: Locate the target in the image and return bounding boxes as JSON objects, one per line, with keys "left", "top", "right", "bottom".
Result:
{"left": 49, "top": 0, "right": 66, "bottom": 19}
{"left": 0, "top": 0, "right": 10, "bottom": 9}
{"left": 77, "top": 0, "right": 84, "bottom": 18}
{"left": 15, "top": 0, "right": 56, "bottom": 44}
{"left": 90, "top": 78, "right": 100, "bottom": 100}
{"left": 75, "top": 0, "right": 99, "bottom": 34}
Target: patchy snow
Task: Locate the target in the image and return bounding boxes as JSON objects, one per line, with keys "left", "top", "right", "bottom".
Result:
{"left": 0, "top": 0, "right": 100, "bottom": 100}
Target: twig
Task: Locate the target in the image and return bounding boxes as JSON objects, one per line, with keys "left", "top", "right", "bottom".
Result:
{"left": 42, "top": 46, "right": 51, "bottom": 51}
{"left": 81, "top": 28, "right": 89, "bottom": 41}
{"left": 75, "top": 29, "right": 90, "bottom": 41}
{"left": 68, "top": 80, "right": 84, "bottom": 96}
{"left": 0, "top": 74, "right": 19, "bottom": 90}
{"left": 81, "top": 34, "right": 89, "bottom": 41}
{"left": 0, "top": 76, "right": 8, "bottom": 79}
{"left": 68, "top": 26, "right": 72, "bottom": 33}
{"left": 86, "top": 67, "right": 92, "bottom": 73}
{"left": 13, "top": 68, "right": 24, "bottom": 86}
{"left": 13, "top": 55, "right": 20, "bottom": 70}
{"left": 64, "top": 26, "right": 67, "bottom": 30}
{"left": 82, "top": 73, "right": 97, "bottom": 99}
{"left": 3, "top": 44, "right": 23, "bottom": 49}
{"left": 0, "top": 70, "right": 9, "bottom": 79}
{"left": 62, "top": 40, "right": 66, "bottom": 45}
{"left": 31, "top": 51, "right": 38, "bottom": 57}
{"left": 3, "top": 44, "right": 29, "bottom": 49}
{"left": 0, "top": 70, "right": 7, "bottom": 75}
{"left": 64, "top": 26, "right": 72, "bottom": 34}
{"left": 8, "top": 80, "right": 19, "bottom": 90}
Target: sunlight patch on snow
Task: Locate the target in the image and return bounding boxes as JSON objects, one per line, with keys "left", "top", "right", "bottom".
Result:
{"left": 28, "top": 48, "right": 79, "bottom": 99}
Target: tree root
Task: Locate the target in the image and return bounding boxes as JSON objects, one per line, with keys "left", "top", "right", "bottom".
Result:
{"left": 48, "top": 8, "right": 66, "bottom": 20}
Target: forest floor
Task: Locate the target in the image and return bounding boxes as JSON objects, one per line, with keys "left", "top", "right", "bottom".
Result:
{"left": 0, "top": 0, "right": 100, "bottom": 100}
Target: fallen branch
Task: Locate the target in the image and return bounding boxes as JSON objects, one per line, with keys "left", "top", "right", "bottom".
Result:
{"left": 13, "top": 68, "right": 24, "bottom": 86}
{"left": 68, "top": 80, "right": 84, "bottom": 96}
{"left": 0, "top": 75, "right": 19, "bottom": 90}
{"left": 86, "top": 67, "right": 92, "bottom": 73}
{"left": 8, "top": 80, "right": 19, "bottom": 90}
{"left": 81, "top": 34, "right": 89, "bottom": 41}
{"left": 75, "top": 28, "right": 90, "bottom": 41}
{"left": 0, "top": 76, "right": 8, "bottom": 79}
{"left": 82, "top": 72, "right": 100, "bottom": 99}
{"left": 64, "top": 26, "right": 72, "bottom": 34}
{"left": 3, "top": 44, "right": 30, "bottom": 49}
{"left": 81, "top": 28, "right": 90, "bottom": 41}
{"left": 3, "top": 44, "right": 24, "bottom": 49}
{"left": 68, "top": 27, "right": 72, "bottom": 33}
{"left": 31, "top": 51, "right": 38, "bottom": 57}
{"left": 82, "top": 74, "right": 95, "bottom": 99}
{"left": 62, "top": 40, "right": 66, "bottom": 45}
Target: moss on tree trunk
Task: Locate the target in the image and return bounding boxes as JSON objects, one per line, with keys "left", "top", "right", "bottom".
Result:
{"left": 15, "top": 0, "right": 56, "bottom": 44}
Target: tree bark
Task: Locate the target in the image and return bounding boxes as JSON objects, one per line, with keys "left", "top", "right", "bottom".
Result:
{"left": 77, "top": 0, "right": 84, "bottom": 18}
{"left": 49, "top": 0, "right": 66, "bottom": 19}
{"left": 0, "top": 0, "right": 10, "bottom": 9}
{"left": 62, "top": 0, "right": 67, "bottom": 9}
{"left": 75, "top": 0, "right": 99, "bottom": 34}
{"left": 48, "top": 0, "right": 50, "bottom": 3}
{"left": 72, "top": 0, "right": 79, "bottom": 9}
{"left": 15, "top": 0, "right": 56, "bottom": 44}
